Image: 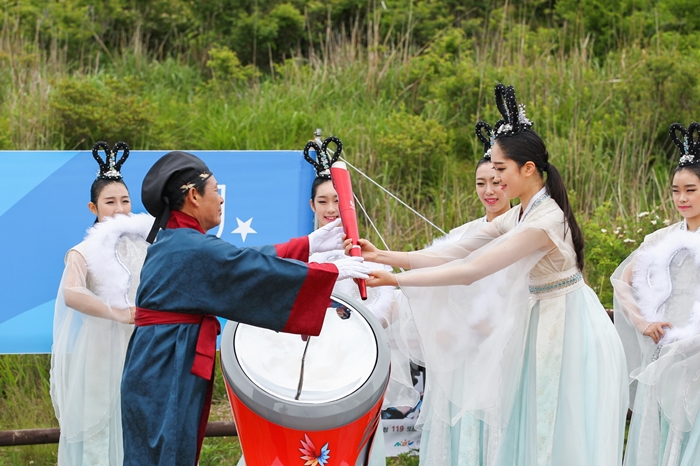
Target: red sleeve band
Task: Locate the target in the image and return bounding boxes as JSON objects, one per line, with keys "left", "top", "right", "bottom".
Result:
{"left": 281, "top": 262, "right": 338, "bottom": 336}
{"left": 274, "top": 236, "right": 310, "bottom": 261}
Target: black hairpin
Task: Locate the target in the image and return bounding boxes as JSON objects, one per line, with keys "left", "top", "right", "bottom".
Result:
{"left": 670, "top": 122, "right": 700, "bottom": 167}
{"left": 303, "top": 136, "right": 343, "bottom": 179}
{"left": 92, "top": 141, "right": 129, "bottom": 180}
{"left": 493, "top": 84, "right": 533, "bottom": 137}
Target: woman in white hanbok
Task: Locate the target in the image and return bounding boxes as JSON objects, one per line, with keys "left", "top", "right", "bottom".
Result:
{"left": 348, "top": 85, "right": 629, "bottom": 465}
{"left": 612, "top": 122, "right": 700, "bottom": 466}
{"left": 403, "top": 151, "right": 512, "bottom": 463}
{"left": 50, "top": 142, "right": 151, "bottom": 465}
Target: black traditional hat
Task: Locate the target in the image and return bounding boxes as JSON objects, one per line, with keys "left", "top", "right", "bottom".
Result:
{"left": 492, "top": 84, "right": 533, "bottom": 137}
{"left": 142, "top": 151, "right": 213, "bottom": 243}
{"left": 475, "top": 121, "right": 496, "bottom": 160}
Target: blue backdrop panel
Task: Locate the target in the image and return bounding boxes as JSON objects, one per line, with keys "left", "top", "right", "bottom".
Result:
{"left": 0, "top": 150, "right": 315, "bottom": 354}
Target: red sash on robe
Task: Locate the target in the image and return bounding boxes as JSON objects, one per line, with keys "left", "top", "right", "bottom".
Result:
{"left": 135, "top": 307, "right": 221, "bottom": 380}
{"left": 135, "top": 306, "right": 221, "bottom": 465}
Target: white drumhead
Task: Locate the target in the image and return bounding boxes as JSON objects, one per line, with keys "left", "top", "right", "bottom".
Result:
{"left": 234, "top": 299, "right": 378, "bottom": 403}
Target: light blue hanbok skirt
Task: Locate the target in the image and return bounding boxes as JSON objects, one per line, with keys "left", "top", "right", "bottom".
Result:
{"left": 623, "top": 334, "right": 700, "bottom": 466}
{"left": 418, "top": 285, "right": 628, "bottom": 466}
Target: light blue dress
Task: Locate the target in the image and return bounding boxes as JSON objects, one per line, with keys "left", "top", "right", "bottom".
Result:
{"left": 613, "top": 221, "right": 700, "bottom": 466}
{"left": 397, "top": 193, "right": 628, "bottom": 465}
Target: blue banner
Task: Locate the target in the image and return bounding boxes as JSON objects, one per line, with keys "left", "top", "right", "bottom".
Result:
{"left": 0, "top": 150, "right": 315, "bottom": 353}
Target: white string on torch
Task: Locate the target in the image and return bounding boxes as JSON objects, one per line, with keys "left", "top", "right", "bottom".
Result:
{"left": 353, "top": 193, "right": 406, "bottom": 273}
{"left": 340, "top": 157, "right": 447, "bottom": 236}
{"left": 353, "top": 193, "right": 390, "bottom": 251}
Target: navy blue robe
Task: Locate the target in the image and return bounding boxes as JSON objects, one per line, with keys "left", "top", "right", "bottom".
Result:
{"left": 121, "top": 211, "right": 337, "bottom": 466}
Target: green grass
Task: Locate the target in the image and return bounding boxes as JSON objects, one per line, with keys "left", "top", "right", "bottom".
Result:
{"left": 2, "top": 16, "right": 690, "bottom": 223}
{"left": 0, "top": 355, "right": 58, "bottom": 465}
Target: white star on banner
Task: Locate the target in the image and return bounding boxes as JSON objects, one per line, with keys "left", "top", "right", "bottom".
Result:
{"left": 232, "top": 217, "right": 257, "bottom": 242}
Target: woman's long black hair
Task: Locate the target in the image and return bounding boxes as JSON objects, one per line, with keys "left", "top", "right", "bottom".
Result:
{"left": 496, "top": 129, "right": 585, "bottom": 271}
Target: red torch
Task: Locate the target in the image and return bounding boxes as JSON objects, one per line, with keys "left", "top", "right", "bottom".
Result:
{"left": 330, "top": 161, "right": 367, "bottom": 300}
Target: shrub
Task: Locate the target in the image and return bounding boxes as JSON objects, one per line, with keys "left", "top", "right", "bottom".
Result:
{"left": 229, "top": 2, "right": 305, "bottom": 66}
{"left": 583, "top": 202, "right": 670, "bottom": 308}
{"left": 376, "top": 111, "right": 453, "bottom": 203}
{"left": 206, "top": 45, "right": 260, "bottom": 91}
{"left": 50, "top": 75, "right": 157, "bottom": 149}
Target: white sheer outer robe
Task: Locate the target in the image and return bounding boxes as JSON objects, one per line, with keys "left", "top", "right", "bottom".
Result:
{"left": 50, "top": 213, "right": 151, "bottom": 466}
{"left": 394, "top": 196, "right": 628, "bottom": 465}
{"left": 612, "top": 222, "right": 700, "bottom": 466}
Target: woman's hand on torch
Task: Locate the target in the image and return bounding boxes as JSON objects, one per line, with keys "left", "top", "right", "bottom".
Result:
{"left": 342, "top": 237, "right": 411, "bottom": 269}
{"left": 343, "top": 237, "right": 380, "bottom": 262}
{"left": 366, "top": 269, "right": 398, "bottom": 288}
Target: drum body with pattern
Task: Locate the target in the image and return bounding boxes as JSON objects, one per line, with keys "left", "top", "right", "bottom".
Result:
{"left": 220, "top": 292, "right": 391, "bottom": 466}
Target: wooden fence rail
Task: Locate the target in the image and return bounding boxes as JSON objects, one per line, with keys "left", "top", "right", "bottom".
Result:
{"left": 0, "top": 421, "right": 237, "bottom": 447}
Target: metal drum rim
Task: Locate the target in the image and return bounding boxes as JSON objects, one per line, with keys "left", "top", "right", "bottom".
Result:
{"left": 220, "top": 291, "right": 391, "bottom": 431}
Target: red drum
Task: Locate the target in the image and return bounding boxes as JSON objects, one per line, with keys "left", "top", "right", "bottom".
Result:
{"left": 220, "top": 292, "right": 391, "bottom": 466}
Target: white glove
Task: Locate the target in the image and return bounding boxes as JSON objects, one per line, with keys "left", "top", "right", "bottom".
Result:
{"left": 308, "top": 218, "right": 344, "bottom": 254}
{"left": 334, "top": 257, "right": 371, "bottom": 281}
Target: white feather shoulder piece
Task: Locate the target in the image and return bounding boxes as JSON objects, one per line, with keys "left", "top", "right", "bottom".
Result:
{"left": 632, "top": 228, "right": 700, "bottom": 343}
{"left": 79, "top": 213, "right": 153, "bottom": 308}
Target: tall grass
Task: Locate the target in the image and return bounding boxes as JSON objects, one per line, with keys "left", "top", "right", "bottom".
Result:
{"left": 0, "top": 355, "right": 57, "bottom": 464}
{"left": 0, "top": 19, "right": 63, "bottom": 150}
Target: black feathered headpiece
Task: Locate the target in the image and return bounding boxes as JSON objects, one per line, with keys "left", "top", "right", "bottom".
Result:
{"left": 474, "top": 84, "right": 533, "bottom": 159}
{"left": 92, "top": 141, "right": 130, "bottom": 180}
{"left": 303, "top": 136, "right": 343, "bottom": 179}
{"left": 669, "top": 122, "right": 700, "bottom": 168}
{"left": 493, "top": 84, "right": 533, "bottom": 136}
{"left": 475, "top": 121, "right": 496, "bottom": 160}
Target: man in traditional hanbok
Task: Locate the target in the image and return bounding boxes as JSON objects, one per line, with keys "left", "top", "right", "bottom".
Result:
{"left": 120, "top": 151, "right": 369, "bottom": 466}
